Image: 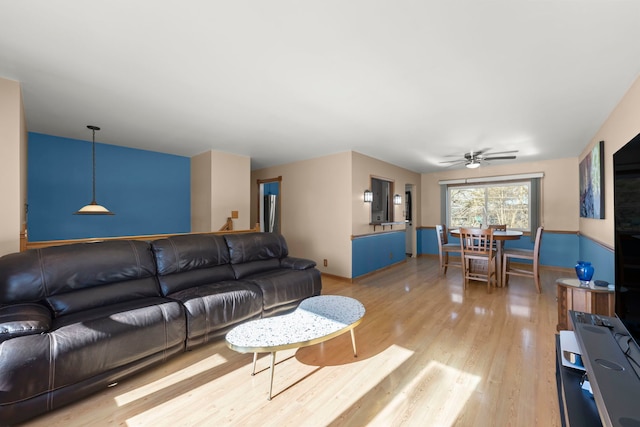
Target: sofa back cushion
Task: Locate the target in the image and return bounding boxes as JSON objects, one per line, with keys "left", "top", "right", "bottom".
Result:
{"left": 231, "top": 259, "right": 281, "bottom": 279}
{"left": 224, "top": 233, "right": 289, "bottom": 279}
{"left": 0, "top": 240, "right": 159, "bottom": 317}
{"left": 224, "top": 232, "right": 288, "bottom": 264}
{"left": 151, "top": 234, "right": 235, "bottom": 295}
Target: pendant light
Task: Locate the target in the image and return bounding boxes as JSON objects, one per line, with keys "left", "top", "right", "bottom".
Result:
{"left": 74, "top": 125, "right": 114, "bottom": 215}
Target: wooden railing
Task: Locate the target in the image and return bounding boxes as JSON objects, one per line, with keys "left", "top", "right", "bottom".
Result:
{"left": 219, "top": 217, "right": 234, "bottom": 232}
{"left": 23, "top": 224, "right": 260, "bottom": 251}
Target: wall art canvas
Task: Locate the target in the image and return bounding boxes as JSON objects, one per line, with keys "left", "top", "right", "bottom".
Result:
{"left": 579, "top": 140, "right": 604, "bottom": 219}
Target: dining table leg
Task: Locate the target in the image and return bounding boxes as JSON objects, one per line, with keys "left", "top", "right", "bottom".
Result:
{"left": 496, "top": 240, "right": 504, "bottom": 287}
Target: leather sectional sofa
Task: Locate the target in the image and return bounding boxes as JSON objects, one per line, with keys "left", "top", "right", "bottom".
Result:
{"left": 0, "top": 232, "right": 322, "bottom": 425}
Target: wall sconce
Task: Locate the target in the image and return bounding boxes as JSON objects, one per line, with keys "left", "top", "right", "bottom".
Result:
{"left": 364, "top": 190, "right": 373, "bottom": 203}
{"left": 393, "top": 194, "right": 402, "bottom": 205}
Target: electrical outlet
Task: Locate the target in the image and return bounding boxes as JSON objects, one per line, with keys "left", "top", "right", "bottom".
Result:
{"left": 323, "top": 259, "right": 328, "bottom": 267}
{"left": 389, "top": 252, "right": 393, "bottom": 259}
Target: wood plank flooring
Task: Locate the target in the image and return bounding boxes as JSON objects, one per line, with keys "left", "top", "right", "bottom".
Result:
{"left": 22, "top": 256, "right": 566, "bottom": 427}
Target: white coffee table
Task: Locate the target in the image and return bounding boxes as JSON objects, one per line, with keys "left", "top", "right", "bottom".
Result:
{"left": 225, "top": 295, "right": 365, "bottom": 400}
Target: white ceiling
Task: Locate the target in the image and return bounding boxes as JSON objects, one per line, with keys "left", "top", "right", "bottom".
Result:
{"left": 1, "top": 1, "right": 640, "bottom": 173}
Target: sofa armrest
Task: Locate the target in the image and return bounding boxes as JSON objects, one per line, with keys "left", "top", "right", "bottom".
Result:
{"left": 280, "top": 256, "right": 317, "bottom": 270}
{"left": 0, "top": 303, "right": 52, "bottom": 343}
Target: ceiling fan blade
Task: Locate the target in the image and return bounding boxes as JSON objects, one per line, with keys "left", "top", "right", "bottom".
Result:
{"left": 483, "top": 156, "right": 517, "bottom": 160}
{"left": 439, "top": 159, "right": 465, "bottom": 164}
{"left": 483, "top": 150, "right": 519, "bottom": 156}
{"left": 444, "top": 161, "right": 466, "bottom": 168}
{"left": 469, "top": 148, "right": 492, "bottom": 156}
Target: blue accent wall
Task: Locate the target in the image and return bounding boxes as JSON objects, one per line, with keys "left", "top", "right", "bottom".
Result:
{"left": 352, "top": 231, "right": 406, "bottom": 278}
{"left": 28, "top": 132, "right": 190, "bottom": 241}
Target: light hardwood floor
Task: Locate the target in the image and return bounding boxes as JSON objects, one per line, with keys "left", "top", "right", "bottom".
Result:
{"left": 23, "top": 256, "right": 566, "bottom": 427}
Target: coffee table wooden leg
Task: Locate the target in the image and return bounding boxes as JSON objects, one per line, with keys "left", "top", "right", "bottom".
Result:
{"left": 251, "top": 352, "right": 258, "bottom": 375}
{"left": 268, "top": 351, "right": 276, "bottom": 400}
{"left": 350, "top": 329, "right": 358, "bottom": 357}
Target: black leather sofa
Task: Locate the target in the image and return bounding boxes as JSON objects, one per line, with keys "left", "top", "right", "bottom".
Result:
{"left": 0, "top": 232, "right": 321, "bottom": 425}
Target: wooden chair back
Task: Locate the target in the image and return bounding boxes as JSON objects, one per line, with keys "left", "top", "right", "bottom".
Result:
{"left": 502, "top": 226, "right": 544, "bottom": 293}
{"left": 435, "top": 224, "right": 448, "bottom": 246}
{"left": 459, "top": 227, "right": 495, "bottom": 258}
{"left": 532, "top": 226, "right": 544, "bottom": 258}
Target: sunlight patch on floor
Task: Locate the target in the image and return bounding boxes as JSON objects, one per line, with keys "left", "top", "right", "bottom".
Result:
{"left": 123, "top": 345, "right": 416, "bottom": 426}
{"left": 332, "top": 343, "right": 415, "bottom": 405}
{"left": 450, "top": 292, "right": 463, "bottom": 304}
{"left": 509, "top": 304, "right": 532, "bottom": 317}
{"left": 114, "top": 353, "right": 228, "bottom": 406}
{"left": 368, "top": 360, "right": 481, "bottom": 426}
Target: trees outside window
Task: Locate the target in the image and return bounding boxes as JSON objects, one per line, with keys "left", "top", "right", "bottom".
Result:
{"left": 448, "top": 182, "right": 530, "bottom": 231}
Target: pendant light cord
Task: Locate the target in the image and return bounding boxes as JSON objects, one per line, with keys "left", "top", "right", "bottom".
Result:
{"left": 74, "top": 124, "right": 113, "bottom": 214}
{"left": 91, "top": 127, "right": 97, "bottom": 203}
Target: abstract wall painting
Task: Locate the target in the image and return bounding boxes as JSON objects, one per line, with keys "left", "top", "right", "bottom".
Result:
{"left": 579, "top": 140, "right": 604, "bottom": 219}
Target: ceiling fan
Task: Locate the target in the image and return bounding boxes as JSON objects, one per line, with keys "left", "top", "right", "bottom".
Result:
{"left": 440, "top": 149, "right": 518, "bottom": 169}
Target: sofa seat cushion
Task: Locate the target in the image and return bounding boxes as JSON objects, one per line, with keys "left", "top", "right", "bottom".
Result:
{"left": 0, "top": 297, "right": 186, "bottom": 406}
{"left": 167, "top": 281, "right": 262, "bottom": 348}
{"left": 246, "top": 268, "right": 322, "bottom": 315}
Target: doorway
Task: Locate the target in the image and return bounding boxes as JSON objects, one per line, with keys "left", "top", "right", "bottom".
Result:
{"left": 405, "top": 183, "right": 415, "bottom": 257}
{"left": 257, "top": 177, "right": 282, "bottom": 233}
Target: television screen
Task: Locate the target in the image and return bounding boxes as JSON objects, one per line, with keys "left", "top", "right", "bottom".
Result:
{"left": 614, "top": 132, "right": 640, "bottom": 345}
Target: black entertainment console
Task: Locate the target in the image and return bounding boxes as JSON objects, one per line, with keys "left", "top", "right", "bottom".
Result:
{"left": 556, "top": 310, "right": 640, "bottom": 427}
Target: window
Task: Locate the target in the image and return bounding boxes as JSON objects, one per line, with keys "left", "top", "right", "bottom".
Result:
{"left": 370, "top": 177, "right": 395, "bottom": 223}
{"left": 448, "top": 181, "right": 531, "bottom": 231}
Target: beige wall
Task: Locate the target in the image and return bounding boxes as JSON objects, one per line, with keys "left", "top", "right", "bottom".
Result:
{"left": 421, "top": 157, "right": 579, "bottom": 232}
{"left": 191, "top": 151, "right": 212, "bottom": 232}
{"left": 0, "top": 77, "right": 26, "bottom": 256}
{"left": 191, "top": 150, "right": 250, "bottom": 232}
{"left": 352, "top": 152, "right": 421, "bottom": 235}
{"left": 251, "top": 151, "right": 421, "bottom": 278}
{"left": 211, "top": 150, "right": 250, "bottom": 231}
{"left": 252, "top": 152, "right": 353, "bottom": 278}
{"left": 579, "top": 74, "right": 640, "bottom": 247}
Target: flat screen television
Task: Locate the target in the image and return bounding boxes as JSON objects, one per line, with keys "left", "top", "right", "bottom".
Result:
{"left": 614, "top": 132, "right": 640, "bottom": 345}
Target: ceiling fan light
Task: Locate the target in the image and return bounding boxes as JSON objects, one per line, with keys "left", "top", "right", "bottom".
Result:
{"left": 466, "top": 160, "right": 481, "bottom": 169}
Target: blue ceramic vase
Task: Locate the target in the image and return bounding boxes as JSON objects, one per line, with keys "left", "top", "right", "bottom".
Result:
{"left": 575, "top": 261, "right": 595, "bottom": 285}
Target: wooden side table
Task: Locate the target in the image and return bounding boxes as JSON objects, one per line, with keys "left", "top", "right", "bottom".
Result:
{"left": 556, "top": 278, "right": 615, "bottom": 331}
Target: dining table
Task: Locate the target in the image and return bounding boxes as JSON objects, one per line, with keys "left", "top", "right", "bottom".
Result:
{"left": 449, "top": 228, "right": 524, "bottom": 288}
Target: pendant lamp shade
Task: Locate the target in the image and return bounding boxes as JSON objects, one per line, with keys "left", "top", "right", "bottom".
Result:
{"left": 74, "top": 125, "right": 114, "bottom": 215}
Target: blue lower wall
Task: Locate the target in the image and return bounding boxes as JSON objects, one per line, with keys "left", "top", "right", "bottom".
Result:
{"left": 352, "top": 231, "right": 406, "bottom": 278}
{"left": 28, "top": 132, "right": 191, "bottom": 241}
{"left": 578, "top": 234, "right": 614, "bottom": 285}
{"left": 417, "top": 227, "right": 593, "bottom": 272}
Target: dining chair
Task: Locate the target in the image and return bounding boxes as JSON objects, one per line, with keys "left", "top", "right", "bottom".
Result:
{"left": 488, "top": 224, "right": 507, "bottom": 249}
{"left": 435, "top": 224, "right": 461, "bottom": 275}
{"left": 502, "top": 226, "right": 544, "bottom": 293}
{"left": 458, "top": 227, "right": 497, "bottom": 291}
